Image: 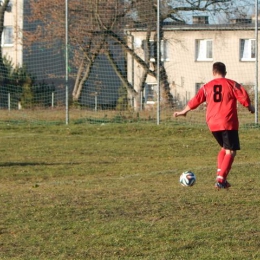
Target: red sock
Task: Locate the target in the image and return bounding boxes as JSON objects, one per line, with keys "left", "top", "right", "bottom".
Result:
{"left": 217, "top": 154, "right": 234, "bottom": 182}
{"left": 217, "top": 148, "right": 226, "bottom": 174}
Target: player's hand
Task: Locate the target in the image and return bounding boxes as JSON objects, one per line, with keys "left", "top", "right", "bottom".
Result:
{"left": 173, "top": 112, "right": 179, "bottom": 117}
{"left": 248, "top": 104, "right": 255, "bottom": 114}
{"left": 174, "top": 106, "right": 191, "bottom": 117}
{"left": 173, "top": 111, "right": 186, "bottom": 117}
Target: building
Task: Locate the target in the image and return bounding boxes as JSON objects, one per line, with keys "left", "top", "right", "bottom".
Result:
{"left": 2, "top": 0, "right": 122, "bottom": 108}
{"left": 126, "top": 17, "right": 258, "bottom": 108}
{"left": 2, "top": 0, "right": 23, "bottom": 67}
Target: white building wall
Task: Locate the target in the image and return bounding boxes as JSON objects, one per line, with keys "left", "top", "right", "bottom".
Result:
{"left": 128, "top": 27, "right": 258, "bottom": 107}
{"left": 164, "top": 29, "right": 257, "bottom": 105}
{"left": 2, "top": 0, "right": 23, "bottom": 67}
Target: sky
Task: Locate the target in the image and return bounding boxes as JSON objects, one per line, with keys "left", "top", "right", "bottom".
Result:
{"left": 168, "top": 0, "right": 257, "bottom": 25}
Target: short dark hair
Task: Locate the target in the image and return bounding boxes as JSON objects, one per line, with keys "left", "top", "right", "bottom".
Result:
{"left": 213, "top": 62, "right": 226, "bottom": 76}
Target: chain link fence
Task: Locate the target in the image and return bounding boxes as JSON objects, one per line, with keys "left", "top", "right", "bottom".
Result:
{"left": 0, "top": 0, "right": 258, "bottom": 127}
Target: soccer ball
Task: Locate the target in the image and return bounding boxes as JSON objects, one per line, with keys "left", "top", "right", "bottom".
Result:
{"left": 179, "top": 171, "right": 196, "bottom": 187}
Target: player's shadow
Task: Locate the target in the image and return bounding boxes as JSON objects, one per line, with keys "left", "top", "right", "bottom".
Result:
{"left": 0, "top": 162, "right": 80, "bottom": 167}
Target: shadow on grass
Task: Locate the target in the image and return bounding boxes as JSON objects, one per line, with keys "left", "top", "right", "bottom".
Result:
{"left": 0, "top": 162, "right": 80, "bottom": 167}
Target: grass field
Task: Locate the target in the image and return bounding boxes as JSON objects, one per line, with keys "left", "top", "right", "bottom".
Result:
{"left": 0, "top": 123, "right": 259, "bottom": 259}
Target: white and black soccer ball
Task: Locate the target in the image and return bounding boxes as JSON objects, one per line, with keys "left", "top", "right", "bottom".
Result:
{"left": 179, "top": 171, "right": 196, "bottom": 187}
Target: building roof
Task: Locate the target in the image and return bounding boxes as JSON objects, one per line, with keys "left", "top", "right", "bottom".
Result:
{"left": 163, "top": 23, "right": 258, "bottom": 31}
{"left": 126, "top": 22, "right": 259, "bottom": 32}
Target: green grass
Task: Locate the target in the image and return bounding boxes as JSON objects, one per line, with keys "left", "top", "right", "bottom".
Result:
{"left": 0, "top": 123, "right": 259, "bottom": 259}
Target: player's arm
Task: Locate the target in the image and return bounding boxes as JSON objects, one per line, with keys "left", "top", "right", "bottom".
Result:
{"left": 174, "top": 87, "right": 206, "bottom": 118}
{"left": 174, "top": 105, "right": 191, "bottom": 117}
{"left": 233, "top": 82, "right": 255, "bottom": 114}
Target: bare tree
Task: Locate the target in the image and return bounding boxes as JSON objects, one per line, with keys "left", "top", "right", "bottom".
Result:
{"left": 102, "top": 0, "right": 255, "bottom": 109}
{"left": 25, "top": 0, "right": 127, "bottom": 102}
{"left": 117, "top": 0, "right": 255, "bottom": 107}
{"left": 24, "top": 0, "right": 254, "bottom": 109}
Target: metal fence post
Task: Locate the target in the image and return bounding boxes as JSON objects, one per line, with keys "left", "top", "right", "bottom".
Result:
{"left": 65, "top": 0, "right": 69, "bottom": 124}
{"left": 255, "top": 0, "right": 259, "bottom": 124}
{"left": 156, "top": 0, "right": 160, "bottom": 125}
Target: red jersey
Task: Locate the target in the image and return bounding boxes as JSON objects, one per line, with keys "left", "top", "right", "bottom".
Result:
{"left": 188, "top": 78, "right": 251, "bottom": 131}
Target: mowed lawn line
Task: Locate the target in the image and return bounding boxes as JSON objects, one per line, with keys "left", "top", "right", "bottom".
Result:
{"left": 0, "top": 124, "right": 259, "bottom": 259}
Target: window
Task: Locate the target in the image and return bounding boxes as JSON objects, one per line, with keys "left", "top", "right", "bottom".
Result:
{"left": 144, "top": 83, "right": 157, "bottom": 104}
{"left": 196, "top": 39, "right": 213, "bottom": 61}
{"left": 149, "top": 41, "right": 156, "bottom": 62}
{"left": 161, "top": 40, "right": 169, "bottom": 61}
{"left": 142, "top": 40, "right": 169, "bottom": 62}
{"left": 240, "top": 39, "right": 255, "bottom": 61}
{"left": 2, "top": 26, "right": 13, "bottom": 46}
{"left": 0, "top": 0, "right": 12, "bottom": 12}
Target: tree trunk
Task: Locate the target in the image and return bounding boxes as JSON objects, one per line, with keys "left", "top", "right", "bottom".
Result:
{"left": 72, "top": 58, "right": 95, "bottom": 102}
{"left": 105, "top": 50, "right": 137, "bottom": 98}
{"left": 160, "top": 65, "right": 174, "bottom": 107}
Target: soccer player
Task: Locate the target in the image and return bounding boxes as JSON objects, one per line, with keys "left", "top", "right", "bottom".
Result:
{"left": 174, "top": 62, "right": 255, "bottom": 189}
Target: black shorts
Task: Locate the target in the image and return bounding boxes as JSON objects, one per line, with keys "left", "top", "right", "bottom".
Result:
{"left": 212, "top": 130, "right": 240, "bottom": 150}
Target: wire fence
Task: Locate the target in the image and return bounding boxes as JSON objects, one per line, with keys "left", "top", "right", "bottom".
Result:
{"left": 0, "top": 0, "right": 259, "bottom": 127}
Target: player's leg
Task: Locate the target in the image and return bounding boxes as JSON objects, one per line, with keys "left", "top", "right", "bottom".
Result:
{"left": 212, "top": 131, "right": 226, "bottom": 175}
{"left": 212, "top": 130, "right": 240, "bottom": 189}
{"left": 217, "top": 148, "right": 226, "bottom": 175}
{"left": 215, "top": 130, "right": 240, "bottom": 188}
{"left": 216, "top": 149, "right": 236, "bottom": 184}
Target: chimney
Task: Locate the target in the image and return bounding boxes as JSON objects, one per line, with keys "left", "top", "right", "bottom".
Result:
{"left": 192, "top": 16, "right": 209, "bottom": 25}
{"left": 251, "top": 15, "right": 260, "bottom": 23}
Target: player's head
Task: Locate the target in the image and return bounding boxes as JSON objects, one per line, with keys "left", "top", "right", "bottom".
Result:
{"left": 213, "top": 62, "right": 227, "bottom": 77}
